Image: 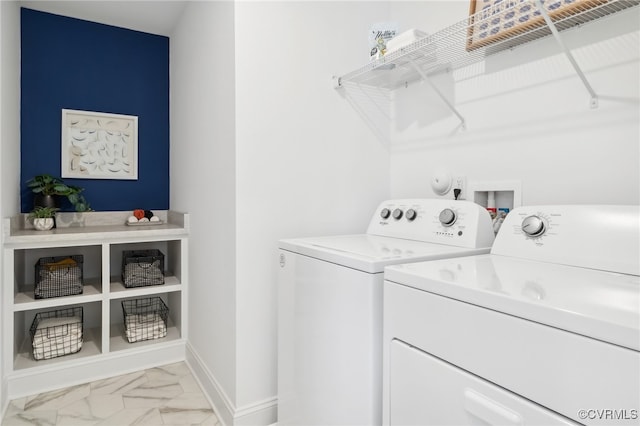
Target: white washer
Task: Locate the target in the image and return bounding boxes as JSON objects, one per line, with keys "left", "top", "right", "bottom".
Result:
{"left": 383, "top": 205, "right": 640, "bottom": 426}
{"left": 277, "top": 199, "right": 496, "bottom": 425}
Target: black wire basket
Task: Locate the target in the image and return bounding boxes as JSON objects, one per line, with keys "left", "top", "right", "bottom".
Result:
{"left": 122, "top": 297, "right": 169, "bottom": 343}
{"left": 121, "top": 250, "right": 165, "bottom": 288}
{"left": 34, "top": 255, "right": 84, "bottom": 299}
{"left": 30, "top": 307, "right": 83, "bottom": 360}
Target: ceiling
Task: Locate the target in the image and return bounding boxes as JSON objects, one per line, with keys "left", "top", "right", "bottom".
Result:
{"left": 18, "top": 1, "right": 188, "bottom": 36}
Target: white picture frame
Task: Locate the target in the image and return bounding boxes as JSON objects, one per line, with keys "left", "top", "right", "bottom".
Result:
{"left": 61, "top": 109, "right": 138, "bottom": 180}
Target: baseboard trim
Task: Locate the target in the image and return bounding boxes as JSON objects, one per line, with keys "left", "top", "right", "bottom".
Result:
{"left": 1, "top": 377, "right": 8, "bottom": 422}
{"left": 234, "top": 395, "right": 277, "bottom": 426}
{"left": 185, "top": 343, "right": 277, "bottom": 426}
{"left": 185, "top": 343, "right": 235, "bottom": 426}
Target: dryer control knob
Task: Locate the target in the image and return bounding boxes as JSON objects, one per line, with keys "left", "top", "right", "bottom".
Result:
{"left": 392, "top": 208, "right": 404, "bottom": 220}
{"left": 406, "top": 209, "right": 417, "bottom": 221}
{"left": 439, "top": 208, "right": 457, "bottom": 227}
{"left": 522, "top": 215, "right": 546, "bottom": 237}
{"left": 380, "top": 208, "right": 391, "bottom": 219}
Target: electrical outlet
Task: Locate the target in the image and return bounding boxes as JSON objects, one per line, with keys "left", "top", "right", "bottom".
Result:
{"left": 453, "top": 176, "right": 466, "bottom": 200}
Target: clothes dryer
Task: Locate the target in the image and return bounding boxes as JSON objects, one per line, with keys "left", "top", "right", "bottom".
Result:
{"left": 277, "top": 199, "right": 495, "bottom": 426}
{"left": 383, "top": 205, "right": 640, "bottom": 426}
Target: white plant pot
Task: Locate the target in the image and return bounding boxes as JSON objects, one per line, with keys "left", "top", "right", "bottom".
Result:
{"left": 33, "top": 218, "right": 54, "bottom": 231}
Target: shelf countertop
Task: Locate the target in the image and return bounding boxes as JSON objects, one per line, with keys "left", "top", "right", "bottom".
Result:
{"left": 3, "top": 210, "right": 189, "bottom": 248}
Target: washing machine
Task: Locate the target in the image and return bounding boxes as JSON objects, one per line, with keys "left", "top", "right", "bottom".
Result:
{"left": 277, "top": 199, "right": 496, "bottom": 425}
{"left": 383, "top": 205, "right": 640, "bottom": 426}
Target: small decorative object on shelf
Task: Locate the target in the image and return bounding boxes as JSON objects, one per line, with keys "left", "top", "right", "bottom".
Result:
{"left": 28, "top": 206, "right": 58, "bottom": 231}
{"left": 122, "top": 249, "right": 165, "bottom": 288}
{"left": 369, "top": 22, "right": 398, "bottom": 60}
{"left": 26, "top": 174, "right": 91, "bottom": 212}
{"left": 34, "top": 255, "right": 84, "bottom": 299}
{"left": 30, "top": 307, "right": 83, "bottom": 360}
{"left": 126, "top": 209, "right": 163, "bottom": 225}
{"left": 122, "top": 297, "right": 169, "bottom": 343}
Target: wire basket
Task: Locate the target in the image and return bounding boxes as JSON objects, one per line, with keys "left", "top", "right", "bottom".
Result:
{"left": 34, "top": 255, "right": 84, "bottom": 299}
{"left": 122, "top": 297, "right": 169, "bottom": 343}
{"left": 121, "top": 250, "right": 165, "bottom": 288}
{"left": 30, "top": 307, "right": 83, "bottom": 360}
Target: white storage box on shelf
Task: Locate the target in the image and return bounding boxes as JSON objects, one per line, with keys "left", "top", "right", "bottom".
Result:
{"left": 2, "top": 210, "right": 189, "bottom": 398}
{"left": 385, "top": 29, "right": 427, "bottom": 54}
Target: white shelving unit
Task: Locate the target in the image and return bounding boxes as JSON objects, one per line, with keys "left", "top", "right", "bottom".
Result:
{"left": 333, "top": 0, "right": 638, "bottom": 126}
{"left": 2, "top": 210, "right": 189, "bottom": 398}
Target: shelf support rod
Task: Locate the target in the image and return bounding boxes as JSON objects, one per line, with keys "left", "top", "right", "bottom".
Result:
{"left": 408, "top": 59, "right": 466, "bottom": 130}
{"left": 534, "top": 0, "right": 598, "bottom": 108}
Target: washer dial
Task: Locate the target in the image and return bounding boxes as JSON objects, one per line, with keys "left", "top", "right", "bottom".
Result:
{"left": 438, "top": 208, "right": 457, "bottom": 227}
{"left": 406, "top": 209, "right": 417, "bottom": 221}
{"left": 521, "top": 215, "right": 546, "bottom": 237}
{"left": 392, "top": 208, "right": 404, "bottom": 220}
{"left": 380, "top": 208, "right": 391, "bottom": 219}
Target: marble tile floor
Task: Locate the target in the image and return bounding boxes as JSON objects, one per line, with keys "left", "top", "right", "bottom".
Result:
{"left": 2, "top": 362, "right": 220, "bottom": 426}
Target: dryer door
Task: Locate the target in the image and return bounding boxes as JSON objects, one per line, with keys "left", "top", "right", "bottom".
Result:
{"left": 389, "top": 340, "right": 578, "bottom": 425}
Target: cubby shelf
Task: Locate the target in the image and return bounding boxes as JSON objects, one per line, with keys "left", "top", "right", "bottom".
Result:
{"left": 2, "top": 210, "right": 189, "bottom": 397}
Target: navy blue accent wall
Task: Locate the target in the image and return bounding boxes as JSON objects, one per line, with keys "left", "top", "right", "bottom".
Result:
{"left": 20, "top": 8, "right": 170, "bottom": 212}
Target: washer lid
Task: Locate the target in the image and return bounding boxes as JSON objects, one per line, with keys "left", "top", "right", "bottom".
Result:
{"left": 385, "top": 255, "right": 640, "bottom": 351}
{"left": 279, "top": 234, "right": 490, "bottom": 273}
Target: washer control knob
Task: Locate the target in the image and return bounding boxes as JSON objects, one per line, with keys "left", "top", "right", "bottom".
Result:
{"left": 439, "top": 208, "right": 457, "bottom": 227}
{"left": 380, "top": 208, "right": 391, "bottom": 219}
{"left": 406, "top": 209, "right": 417, "bottom": 221}
{"left": 392, "top": 208, "right": 404, "bottom": 220}
{"left": 522, "top": 215, "right": 546, "bottom": 237}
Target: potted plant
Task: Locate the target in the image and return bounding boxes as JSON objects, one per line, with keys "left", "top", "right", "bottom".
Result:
{"left": 27, "top": 174, "right": 92, "bottom": 212}
{"left": 28, "top": 206, "right": 58, "bottom": 231}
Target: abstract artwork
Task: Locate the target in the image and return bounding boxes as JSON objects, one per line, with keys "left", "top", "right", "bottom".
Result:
{"left": 61, "top": 109, "right": 138, "bottom": 180}
{"left": 467, "top": 0, "right": 604, "bottom": 51}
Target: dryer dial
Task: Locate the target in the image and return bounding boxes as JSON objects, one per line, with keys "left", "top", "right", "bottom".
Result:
{"left": 406, "top": 209, "right": 417, "bottom": 221}
{"left": 380, "top": 208, "right": 391, "bottom": 219}
{"left": 392, "top": 208, "right": 404, "bottom": 220}
{"left": 439, "top": 208, "right": 457, "bottom": 227}
{"left": 521, "top": 215, "right": 546, "bottom": 237}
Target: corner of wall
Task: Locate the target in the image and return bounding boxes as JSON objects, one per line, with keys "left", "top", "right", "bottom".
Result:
{"left": 185, "top": 343, "right": 235, "bottom": 426}
{"left": 1, "top": 1, "right": 22, "bottom": 415}
{"left": 0, "top": 0, "right": 20, "bottom": 218}
{"left": 186, "top": 343, "right": 277, "bottom": 426}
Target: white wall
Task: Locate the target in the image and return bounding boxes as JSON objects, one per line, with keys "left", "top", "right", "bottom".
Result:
{"left": 174, "top": 1, "right": 391, "bottom": 424}
{"left": 169, "top": 1, "right": 238, "bottom": 424}
{"left": 388, "top": 1, "right": 640, "bottom": 206}
{"left": 0, "top": 0, "right": 20, "bottom": 233}
{"left": 0, "top": 0, "right": 21, "bottom": 415}
{"left": 234, "top": 2, "right": 390, "bottom": 420}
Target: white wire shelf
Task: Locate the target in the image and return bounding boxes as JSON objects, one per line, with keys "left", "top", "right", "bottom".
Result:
{"left": 334, "top": 0, "right": 638, "bottom": 91}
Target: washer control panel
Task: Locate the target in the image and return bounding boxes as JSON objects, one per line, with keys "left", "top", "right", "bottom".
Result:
{"left": 491, "top": 205, "right": 639, "bottom": 276}
{"left": 367, "top": 199, "right": 495, "bottom": 249}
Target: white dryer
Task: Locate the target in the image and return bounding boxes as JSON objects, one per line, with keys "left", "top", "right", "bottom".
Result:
{"left": 277, "top": 199, "right": 496, "bottom": 426}
{"left": 383, "top": 205, "right": 640, "bottom": 426}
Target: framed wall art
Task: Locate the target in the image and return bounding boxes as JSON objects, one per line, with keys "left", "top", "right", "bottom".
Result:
{"left": 466, "top": 0, "right": 606, "bottom": 51}
{"left": 61, "top": 109, "right": 138, "bottom": 180}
